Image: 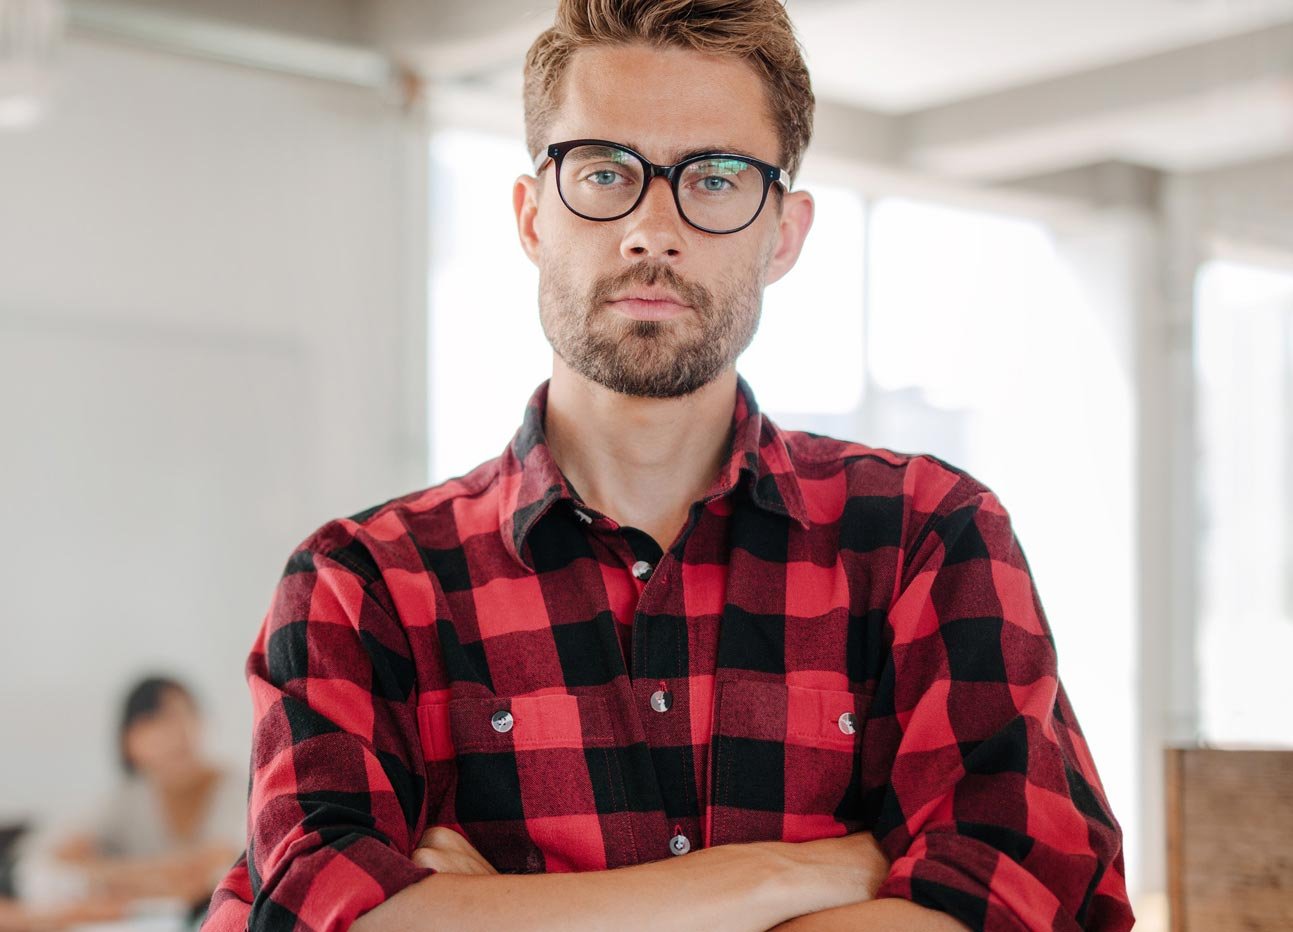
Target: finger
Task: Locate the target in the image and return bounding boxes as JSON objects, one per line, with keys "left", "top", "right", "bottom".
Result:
{"left": 417, "top": 826, "right": 498, "bottom": 874}
{"left": 412, "top": 847, "right": 494, "bottom": 875}
{"left": 418, "top": 825, "right": 462, "bottom": 849}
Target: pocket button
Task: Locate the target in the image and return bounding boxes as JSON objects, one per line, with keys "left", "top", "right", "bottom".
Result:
{"left": 491, "top": 709, "right": 514, "bottom": 733}
{"left": 837, "top": 711, "right": 857, "bottom": 735}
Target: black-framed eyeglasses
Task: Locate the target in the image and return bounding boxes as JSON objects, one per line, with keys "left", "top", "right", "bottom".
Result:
{"left": 533, "top": 139, "right": 792, "bottom": 235}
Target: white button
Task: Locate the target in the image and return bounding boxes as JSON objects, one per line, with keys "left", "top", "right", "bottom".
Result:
{"left": 491, "top": 710, "right": 514, "bottom": 733}
{"left": 574, "top": 509, "right": 593, "bottom": 524}
{"left": 631, "top": 560, "right": 653, "bottom": 580}
{"left": 669, "top": 833, "right": 691, "bottom": 856}
{"left": 838, "top": 712, "right": 857, "bottom": 735}
{"left": 650, "top": 689, "right": 673, "bottom": 713}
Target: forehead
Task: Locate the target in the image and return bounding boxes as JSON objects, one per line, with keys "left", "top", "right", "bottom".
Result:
{"left": 155, "top": 689, "right": 196, "bottom": 713}
{"left": 551, "top": 43, "right": 779, "bottom": 165}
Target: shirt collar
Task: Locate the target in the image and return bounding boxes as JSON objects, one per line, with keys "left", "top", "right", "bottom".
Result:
{"left": 498, "top": 374, "right": 810, "bottom": 571}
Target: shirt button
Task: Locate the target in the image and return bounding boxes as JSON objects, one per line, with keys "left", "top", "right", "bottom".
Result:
{"left": 838, "top": 711, "right": 857, "bottom": 735}
{"left": 631, "top": 560, "right": 653, "bottom": 580}
{"left": 669, "top": 833, "right": 691, "bottom": 856}
{"left": 491, "top": 710, "right": 514, "bottom": 733}
{"left": 650, "top": 689, "right": 673, "bottom": 713}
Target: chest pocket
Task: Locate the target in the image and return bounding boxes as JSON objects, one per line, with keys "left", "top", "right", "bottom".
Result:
{"left": 418, "top": 692, "right": 635, "bottom": 873}
{"left": 710, "top": 679, "right": 869, "bottom": 845}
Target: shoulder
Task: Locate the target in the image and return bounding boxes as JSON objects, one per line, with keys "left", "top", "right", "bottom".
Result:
{"left": 780, "top": 427, "right": 997, "bottom": 533}
{"left": 201, "top": 764, "right": 250, "bottom": 846}
{"left": 205, "top": 765, "right": 245, "bottom": 809}
{"left": 285, "top": 453, "right": 506, "bottom": 583}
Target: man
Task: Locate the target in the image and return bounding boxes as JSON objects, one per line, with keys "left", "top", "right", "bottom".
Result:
{"left": 204, "top": 1, "right": 1133, "bottom": 929}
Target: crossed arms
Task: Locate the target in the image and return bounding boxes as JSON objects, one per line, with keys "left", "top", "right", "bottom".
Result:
{"left": 350, "top": 825, "right": 968, "bottom": 931}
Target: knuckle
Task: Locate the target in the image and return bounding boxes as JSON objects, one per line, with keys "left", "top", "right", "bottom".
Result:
{"left": 419, "top": 825, "right": 455, "bottom": 846}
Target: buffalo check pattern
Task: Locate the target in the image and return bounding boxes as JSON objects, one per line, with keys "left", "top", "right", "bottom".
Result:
{"left": 203, "top": 374, "right": 1133, "bottom": 931}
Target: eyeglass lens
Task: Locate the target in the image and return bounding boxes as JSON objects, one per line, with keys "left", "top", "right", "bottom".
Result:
{"left": 557, "top": 144, "right": 766, "bottom": 232}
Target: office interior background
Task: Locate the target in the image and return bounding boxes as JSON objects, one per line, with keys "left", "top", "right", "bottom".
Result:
{"left": 1, "top": 0, "right": 1291, "bottom": 928}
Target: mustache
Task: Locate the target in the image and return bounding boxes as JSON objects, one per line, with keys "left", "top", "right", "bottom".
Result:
{"left": 589, "top": 263, "right": 712, "bottom": 311}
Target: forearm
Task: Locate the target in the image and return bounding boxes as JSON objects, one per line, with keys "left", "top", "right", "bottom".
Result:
{"left": 74, "top": 845, "right": 227, "bottom": 900}
{"left": 768, "top": 897, "right": 971, "bottom": 932}
{"left": 354, "top": 840, "right": 848, "bottom": 932}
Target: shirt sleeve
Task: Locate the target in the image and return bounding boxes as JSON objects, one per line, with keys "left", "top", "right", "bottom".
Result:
{"left": 867, "top": 488, "right": 1134, "bottom": 932}
{"left": 201, "top": 527, "right": 435, "bottom": 932}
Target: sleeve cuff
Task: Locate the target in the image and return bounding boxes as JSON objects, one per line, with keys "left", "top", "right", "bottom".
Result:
{"left": 254, "top": 834, "right": 436, "bottom": 932}
{"left": 876, "top": 832, "right": 1059, "bottom": 932}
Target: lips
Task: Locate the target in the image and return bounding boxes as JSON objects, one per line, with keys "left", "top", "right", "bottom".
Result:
{"left": 607, "top": 295, "right": 690, "bottom": 321}
{"left": 610, "top": 289, "right": 689, "bottom": 306}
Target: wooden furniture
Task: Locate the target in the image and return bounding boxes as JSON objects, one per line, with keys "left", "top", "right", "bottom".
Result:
{"left": 1166, "top": 747, "right": 1293, "bottom": 931}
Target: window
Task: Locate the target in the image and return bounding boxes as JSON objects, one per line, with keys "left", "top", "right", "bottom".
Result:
{"left": 428, "top": 128, "right": 544, "bottom": 484}
{"left": 740, "top": 182, "right": 866, "bottom": 416}
{"left": 1195, "top": 259, "right": 1293, "bottom": 746}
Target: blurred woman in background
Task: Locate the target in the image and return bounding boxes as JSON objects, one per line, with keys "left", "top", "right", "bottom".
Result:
{"left": 3, "top": 675, "right": 247, "bottom": 929}
{"left": 53, "top": 675, "right": 244, "bottom": 908}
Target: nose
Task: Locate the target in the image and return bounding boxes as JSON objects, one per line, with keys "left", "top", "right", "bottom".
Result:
{"left": 619, "top": 175, "right": 686, "bottom": 262}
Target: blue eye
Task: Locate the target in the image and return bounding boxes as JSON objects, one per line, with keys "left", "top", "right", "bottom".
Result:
{"left": 589, "top": 170, "right": 621, "bottom": 186}
{"left": 700, "top": 176, "right": 732, "bottom": 192}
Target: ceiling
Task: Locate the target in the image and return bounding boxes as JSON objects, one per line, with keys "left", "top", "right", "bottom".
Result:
{"left": 789, "top": 0, "right": 1293, "bottom": 112}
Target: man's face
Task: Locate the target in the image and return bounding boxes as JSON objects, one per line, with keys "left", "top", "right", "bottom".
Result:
{"left": 514, "top": 43, "right": 813, "bottom": 399}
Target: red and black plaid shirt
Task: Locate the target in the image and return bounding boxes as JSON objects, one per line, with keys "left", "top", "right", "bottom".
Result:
{"left": 203, "top": 374, "right": 1132, "bottom": 932}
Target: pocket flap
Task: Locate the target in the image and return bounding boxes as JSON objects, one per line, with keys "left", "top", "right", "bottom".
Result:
{"left": 446, "top": 693, "right": 616, "bottom": 753}
{"left": 717, "top": 680, "right": 867, "bottom": 751}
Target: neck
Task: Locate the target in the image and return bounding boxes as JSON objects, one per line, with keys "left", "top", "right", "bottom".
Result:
{"left": 544, "top": 357, "right": 738, "bottom": 550}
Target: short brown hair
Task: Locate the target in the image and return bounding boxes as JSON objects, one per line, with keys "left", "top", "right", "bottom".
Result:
{"left": 523, "top": 0, "right": 815, "bottom": 182}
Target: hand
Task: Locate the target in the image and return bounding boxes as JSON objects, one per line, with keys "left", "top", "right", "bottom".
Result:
{"left": 411, "top": 826, "right": 499, "bottom": 875}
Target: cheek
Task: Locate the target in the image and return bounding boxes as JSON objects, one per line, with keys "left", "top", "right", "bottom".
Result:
{"left": 126, "top": 725, "right": 162, "bottom": 764}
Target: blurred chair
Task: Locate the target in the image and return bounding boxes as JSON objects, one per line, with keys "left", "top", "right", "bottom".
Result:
{"left": 0, "top": 823, "right": 30, "bottom": 898}
{"left": 1166, "top": 747, "right": 1293, "bottom": 931}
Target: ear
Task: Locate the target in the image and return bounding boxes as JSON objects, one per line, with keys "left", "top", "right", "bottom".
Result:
{"left": 763, "top": 189, "right": 814, "bottom": 287}
{"left": 513, "top": 173, "right": 543, "bottom": 267}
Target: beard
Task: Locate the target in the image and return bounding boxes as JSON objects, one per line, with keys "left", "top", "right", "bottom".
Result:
{"left": 537, "top": 249, "right": 769, "bottom": 399}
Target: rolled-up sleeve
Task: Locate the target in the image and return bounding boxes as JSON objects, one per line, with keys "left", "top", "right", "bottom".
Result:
{"left": 868, "top": 488, "right": 1133, "bottom": 931}
{"left": 203, "top": 526, "right": 435, "bottom": 932}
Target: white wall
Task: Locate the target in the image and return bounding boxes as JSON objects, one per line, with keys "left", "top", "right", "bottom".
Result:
{"left": 0, "top": 33, "right": 428, "bottom": 830}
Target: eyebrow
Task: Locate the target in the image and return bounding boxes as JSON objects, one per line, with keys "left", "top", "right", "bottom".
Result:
{"left": 623, "top": 141, "right": 760, "bottom": 163}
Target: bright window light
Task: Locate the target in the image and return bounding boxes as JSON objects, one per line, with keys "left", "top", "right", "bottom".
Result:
{"left": 740, "top": 182, "right": 866, "bottom": 413}
{"left": 428, "top": 128, "right": 545, "bottom": 485}
{"left": 1195, "top": 259, "right": 1293, "bottom": 747}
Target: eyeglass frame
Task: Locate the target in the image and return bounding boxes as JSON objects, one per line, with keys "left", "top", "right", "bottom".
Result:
{"left": 532, "top": 138, "right": 793, "bottom": 235}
